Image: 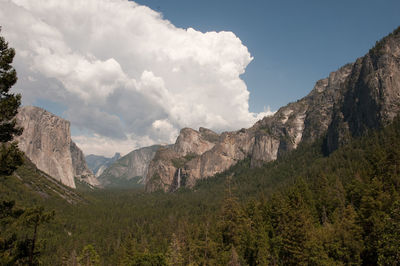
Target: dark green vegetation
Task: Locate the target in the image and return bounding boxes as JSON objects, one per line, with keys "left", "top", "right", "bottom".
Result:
{"left": 1, "top": 116, "right": 400, "bottom": 265}
{"left": 172, "top": 153, "right": 197, "bottom": 169}
{"left": 0, "top": 26, "right": 23, "bottom": 176}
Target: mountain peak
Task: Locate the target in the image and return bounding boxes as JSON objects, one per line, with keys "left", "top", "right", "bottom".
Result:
{"left": 112, "top": 152, "right": 121, "bottom": 160}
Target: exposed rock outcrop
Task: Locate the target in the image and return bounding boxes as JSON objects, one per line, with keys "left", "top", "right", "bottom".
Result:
{"left": 86, "top": 153, "right": 121, "bottom": 177}
{"left": 146, "top": 127, "right": 221, "bottom": 191}
{"left": 326, "top": 28, "right": 400, "bottom": 152}
{"left": 16, "top": 106, "right": 97, "bottom": 188}
{"left": 145, "top": 63, "right": 353, "bottom": 192}
{"left": 146, "top": 26, "right": 400, "bottom": 192}
{"left": 70, "top": 141, "right": 100, "bottom": 187}
{"left": 98, "top": 145, "right": 161, "bottom": 188}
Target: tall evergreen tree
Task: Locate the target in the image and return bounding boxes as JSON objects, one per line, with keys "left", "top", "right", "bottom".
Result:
{"left": 166, "top": 233, "right": 184, "bottom": 266}
{"left": 78, "top": 244, "right": 100, "bottom": 266}
{"left": 21, "top": 207, "right": 55, "bottom": 266}
{"left": 0, "top": 26, "right": 23, "bottom": 175}
{"left": 0, "top": 26, "right": 21, "bottom": 143}
{"left": 0, "top": 26, "right": 26, "bottom": 265}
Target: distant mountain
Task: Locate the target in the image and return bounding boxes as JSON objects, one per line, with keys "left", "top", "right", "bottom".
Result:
{"left": 146, "top": 26, "right": 400, "bottom": 192}
{"left": 98, "top": 145, "right": 161, "bottom": 188}
{"left": 86, "top": 153, "right": 121, "bottom": 177}
{"left": 16, "top": 106, "right": 99, "bottom": 188}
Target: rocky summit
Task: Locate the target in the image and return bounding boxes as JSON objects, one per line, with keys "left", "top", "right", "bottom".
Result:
{"left": 16, "top": 106, "right": 98, "bottom": 188}
{"left": 145, "top": 27, "right": 400, "bottom": 192}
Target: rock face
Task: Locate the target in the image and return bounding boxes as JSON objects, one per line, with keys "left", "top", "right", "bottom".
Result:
{"left": 16, "top": 106, "right": 97, "bottom": 188}
{"left": 70, "top": 141, "right": 100, "bottom": 187}
{"left": 146, "top": 26, "right": 400, "bottom": 192}
{"left": 98, "top": 145, "right": 161, "bottom": 188}
{"left": 326, "top": 28, "right": 400, "bottom": 152}
{"left": 145, "top": 63, "right": 354, "bottom": 192}
{"left": 146, "top": 129, "right": 219, "bottom": 191}
{"left": 86, "top": 153, "right": 121, "bottom": 177}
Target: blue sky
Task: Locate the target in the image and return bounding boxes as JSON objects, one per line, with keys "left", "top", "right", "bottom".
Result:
{"left": 134, "top": 0, "right": 400, "bottom": 111}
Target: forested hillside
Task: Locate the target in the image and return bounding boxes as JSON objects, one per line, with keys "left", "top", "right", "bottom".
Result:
{"left": 3, "top": 114, "right": 400, "bottom": 265}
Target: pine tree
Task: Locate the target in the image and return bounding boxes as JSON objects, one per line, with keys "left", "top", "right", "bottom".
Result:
{"left": 78, "top": 244, "right": 100, "bottom": 266}
{"left": 219, "top": 177, "right": 248, "bottom": 250}
{"left": 275, "top": 184, "right": 317, "bottom": 265}
{"left": 228, "top": 246, "right": 241, "bottom": 266}
{"left": 166, "top": 233, "right": 184, "bottom": 265}
{"left": 21, "top": 206, "right": 55, "bottom": 266}
{"left": 377, "top": 200, "right": 400, "bottom": 263}
{"left": 0, "top": 200, "right": 24, "bottom": 265}
{"left": 0, "top": 26, "right": 23, "bottom": 175}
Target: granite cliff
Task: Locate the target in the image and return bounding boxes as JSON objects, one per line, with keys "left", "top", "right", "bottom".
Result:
{"left": 326, "top": 28, "right": 400, "bottom": 152}
{"left": 146, "top": 26, "right": 400, "bottom": 192}
{"left": 16, "top": 106, "right": 98, "bottom": 188}
{"left": 98, "top": 145, "right": 161, "bottom": 188}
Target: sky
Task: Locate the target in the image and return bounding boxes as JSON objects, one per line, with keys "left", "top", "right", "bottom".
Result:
{"left": 0, "top": 0, "right": 399, "bottom": 157}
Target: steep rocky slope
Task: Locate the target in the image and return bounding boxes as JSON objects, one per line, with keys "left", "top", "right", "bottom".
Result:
{"left": 16, "top": 106, "right": 98, "bottom": 188}
{"left": 86, "top": 153, "right": 121, "bottom": 177}
{"left": 146, "top": 26, "right": 400, "bottom": 192}
{"left": 145, "top": 63, "right": 352, "bottom": 192}
{"left": 70, "top": 141, "right": 100, "bottom": 187}
{"left": 326, "top": 28, "right": 400, "bottom": 152}
{"left": 98, "top": 145, "right": 161, "bottom": 188}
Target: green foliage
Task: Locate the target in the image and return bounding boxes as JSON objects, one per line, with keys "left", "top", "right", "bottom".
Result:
{"left": 78, "top": 244, "right": 100, "bottom": 266}
{"left": 377, "top": 200, "right": 400, "bottom": 264}
{"left": 122, "top": 253, "right": 166, "bottom": 266}
{"left": 0, "top": 201, "right": 55, "bottom": 265}
{"left": 369, "top": 25, "right": 400, "bottom": 58}
{"left": 0, "top": 27, "right": 23, "bottom": 176}
{"left": 0, "top": 200, "right": 23, "bottom": 265}
{"left": 171, "top": 153, "right": 197, "bottom": 169}
{"left": 166, "top": 233, "right": 184, "bottom": 265}
{"left": 0, "top": 142, "right": 23, "bottom": 175}
{"left": 0, "top": 27, "right": 22, "bottom": 143}
{"left": 227, "top": 246, "right": 241, "bottom": 266}
{"left": 21, "top": 206, "right": 55, "bottom": 265}
{"left": 104, "top": 176, "right": 144, "bottom": 189}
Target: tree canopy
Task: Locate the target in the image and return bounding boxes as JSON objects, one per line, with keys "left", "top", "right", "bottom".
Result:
{"left": 0, "top": 27, "right": 23, "bottom": 175}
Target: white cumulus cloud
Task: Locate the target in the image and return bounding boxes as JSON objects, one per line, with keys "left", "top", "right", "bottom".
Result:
{"left": 0, "top": 0, "right": 273, "bottom": 156}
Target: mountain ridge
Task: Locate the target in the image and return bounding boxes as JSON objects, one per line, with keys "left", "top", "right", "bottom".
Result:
{"left": 145, "top": 26, "right": 400, "bottom": 192}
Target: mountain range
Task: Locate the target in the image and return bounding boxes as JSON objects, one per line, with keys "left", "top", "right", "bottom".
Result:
{"left": 144, "top": 27, "right": 400, "bottom": 192}
{"left": 11, "top": 26, "right": 400, "bottom": 194}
